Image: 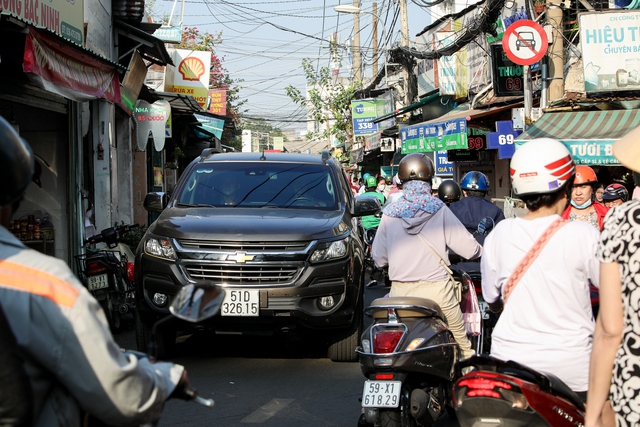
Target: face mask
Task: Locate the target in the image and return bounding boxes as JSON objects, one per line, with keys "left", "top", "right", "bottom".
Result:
{"left": 571, "top": 198, "right": 592, "bottom": 209}
{"left": 377, "top": 184, "right": 386, "bottom": 192}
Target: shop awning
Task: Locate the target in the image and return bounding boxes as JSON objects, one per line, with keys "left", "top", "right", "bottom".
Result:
{"left": 155, "top": 91, "right": 204, "bottom": 116}
{"left": 114, "top": 20, "right": 174, "bottom": 66}
{"left": 373, "top": 90, "right": 440, "bottom": 124}
{"left": 515, "top": 109, "right": 640, "bottom": 165}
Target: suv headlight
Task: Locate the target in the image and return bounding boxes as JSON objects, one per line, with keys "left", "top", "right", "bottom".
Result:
{"left": 144, "top": 237, "right": 177, "bottom": 260}
{"left": 310, "top": 239, "right": 348, "bottom": 263}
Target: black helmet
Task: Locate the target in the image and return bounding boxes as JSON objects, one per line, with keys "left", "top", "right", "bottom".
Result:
{"left": 0, "top": 116, "right": 33, "bottom": 207}
{"left": 397, "top": 153, "right": 435, "bottom": 182}
{"left": 602, "top": 183, "right": 629, "bottom": 202}
{"left": 438, "top": 180, "right": 462, "bottom": 204}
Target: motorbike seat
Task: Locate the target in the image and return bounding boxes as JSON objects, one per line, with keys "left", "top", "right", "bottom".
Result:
{"left": 539, "top": 371, "right": 586, "bottom": 411}
{"left": 368, "top": 296, "right": 445, "bottom": 320}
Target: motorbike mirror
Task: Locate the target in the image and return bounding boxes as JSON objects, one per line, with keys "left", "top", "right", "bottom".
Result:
{"left": 476, "top": 217, "right": 494, "bottom": 236}
{"left": 169, "top": 283, "right": 225, "bottom": 323}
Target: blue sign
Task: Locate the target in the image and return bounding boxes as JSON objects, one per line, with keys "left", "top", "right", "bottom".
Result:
{"left": 351, "top": 99, "right": 378, "bottom": 136}
{"left": 487, "top": 120, "right": 522, "bottom": 159}
{"left": 434, "top": 151, "right": 454, "bottom": 175}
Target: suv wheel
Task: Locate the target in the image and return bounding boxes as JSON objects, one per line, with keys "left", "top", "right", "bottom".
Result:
{"left": 328, "top": 296, "right": 363, "bottom": 362}
{"left": 135, "top": 310, "right": 176, "bottom": 359}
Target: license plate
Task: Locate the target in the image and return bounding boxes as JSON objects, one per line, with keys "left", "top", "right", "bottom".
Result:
{"left": 221, "top": 289, "right": 259, "bottom": 316}
{"left": 479, "top": 300, "right": 490, "bottom": 320}
{"left": 361, "top": 380, "right": 402, "bottom": 408}
{"left": 87, "top": 274, "right": 109, "bottom": 291}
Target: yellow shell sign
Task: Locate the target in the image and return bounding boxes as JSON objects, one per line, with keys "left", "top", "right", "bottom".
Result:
{"left": 165, "top": 49, "right": 211, "bottom": 108}
{"left": 179, "top": 57, "right": 205, "bottom": 81}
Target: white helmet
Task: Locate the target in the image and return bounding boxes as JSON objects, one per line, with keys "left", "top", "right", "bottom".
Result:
{"left": 510, "top": 138, "right": 575, "bottom": 196}
{"left": 431, "top": 176, "right": 443, "bottom": 190}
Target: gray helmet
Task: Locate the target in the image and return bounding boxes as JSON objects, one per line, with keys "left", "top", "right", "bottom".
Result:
{"left": 397, "top": 153, "right": 435, "bottom": 182}
{"left": 0, "top": 116, "right": 33, "bottom": 207}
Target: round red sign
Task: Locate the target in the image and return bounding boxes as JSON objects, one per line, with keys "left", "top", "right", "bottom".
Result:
{"left": 502, "top": 20, "right": 548, "bottom": 66}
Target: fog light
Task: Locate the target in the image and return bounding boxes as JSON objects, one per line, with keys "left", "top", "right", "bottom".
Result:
{"left": 153, "top": 293, "right": 168, "bottom": 307}
{"left": 317, "top": 296, "right": 335, "bottom": 310}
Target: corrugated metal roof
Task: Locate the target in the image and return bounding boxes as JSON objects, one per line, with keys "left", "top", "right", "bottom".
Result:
{"left": 113, "top": 0, "right": 145, "bottom": 23}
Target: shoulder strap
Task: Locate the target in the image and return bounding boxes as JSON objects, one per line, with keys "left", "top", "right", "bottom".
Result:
{"left": 416, "top": 234, "right": 455, "bottom": 280}
{"left": 503, "top": 218, "right": 568, "bottom": 304}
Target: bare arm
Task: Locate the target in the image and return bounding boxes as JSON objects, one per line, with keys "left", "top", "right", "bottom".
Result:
{"left": 585, "top": 261, "right": 623, "bottom": 427}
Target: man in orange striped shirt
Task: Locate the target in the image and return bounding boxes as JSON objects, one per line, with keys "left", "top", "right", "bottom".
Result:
{"left": 0, "top": 116, "right": 188, "bottom": 427}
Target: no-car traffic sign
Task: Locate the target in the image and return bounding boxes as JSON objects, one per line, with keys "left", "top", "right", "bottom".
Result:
{"left": 502, "top": 20, "right": 548, "bottom": 66}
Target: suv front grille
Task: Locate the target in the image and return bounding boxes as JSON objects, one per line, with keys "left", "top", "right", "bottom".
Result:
{"left": 178, "top": 240, "right": 310, "bottom": 252}
{"left": 184, "top": 263, "right": 300, "bottom": 284}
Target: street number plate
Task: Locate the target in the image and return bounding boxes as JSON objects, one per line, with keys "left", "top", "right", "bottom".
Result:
{"left": 87, "top": 274, "right": 109, "bottom": 291}
{"left": 361, "top": 380, "right": 402, "bottom": 408}
{"left": 221, "top": 289, "right": 259, "bottom": 316}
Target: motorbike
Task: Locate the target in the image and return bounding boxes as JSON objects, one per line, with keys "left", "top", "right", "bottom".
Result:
{"left": 356, "top": 268, "right": 479, "bottom": 427}
{"left": 453, "top": 354, "right": 585, "bottom": 427}
{"left": 75, "top": 224, "right": 140, "bottom": 333}
{"left": 362, "top": 226, "right": 392, "bottom": 288}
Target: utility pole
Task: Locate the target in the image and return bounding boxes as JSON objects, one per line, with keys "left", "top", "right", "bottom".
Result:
{"left": 547, "top": 3, "right": 564, "bottom": 102}
{"left": 398, "top": 0, "right": 411, "bottom": 106}
{"left": 372, "top": 2, "right": 378, "bottom": 77}
{"left": 353, "top": 0, "right": 362, "bottom": 82}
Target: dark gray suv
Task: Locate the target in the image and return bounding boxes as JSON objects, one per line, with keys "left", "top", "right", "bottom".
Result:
{"left": 134, "top": 150, "right": 378, "bottom": 361}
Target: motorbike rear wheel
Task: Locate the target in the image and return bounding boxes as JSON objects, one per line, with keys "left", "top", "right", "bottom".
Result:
{"left": 100, "top": 295, "right": 122, "bottom": 333}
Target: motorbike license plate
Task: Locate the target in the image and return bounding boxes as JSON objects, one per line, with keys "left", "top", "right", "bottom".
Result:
{"left": 87, "top": 274, "right": 109, "bottom": 291}
{"left": 361, "top": 380, "right": 402, "bottom": 408}
{"left": 479, "top": 300, "right": 490, "bottom": 320}
{"left": 221, "top": 289, "right": 259, "bottom": 316}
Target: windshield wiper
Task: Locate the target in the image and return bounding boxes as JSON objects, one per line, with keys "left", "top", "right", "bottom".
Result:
{"left": 175, "top": 203, "right": 216, "bottom": 208}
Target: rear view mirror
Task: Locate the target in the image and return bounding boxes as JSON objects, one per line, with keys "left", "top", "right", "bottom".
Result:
{"left": 354, "top": 195, "right": 381, "bottom": 217}
{"left": 169, "top": 283, "right": 225, "bottom": 323}
{"left": 143, "top": 192, "right": 168, "bottom": 213}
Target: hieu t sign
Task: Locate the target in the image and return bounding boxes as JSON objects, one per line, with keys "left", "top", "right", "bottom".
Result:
{"left": 502, "top": 20, "right": 548, "bottom": 66}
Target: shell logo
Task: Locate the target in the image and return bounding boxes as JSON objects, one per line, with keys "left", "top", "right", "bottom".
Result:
{"left": 178, "top": 57, "right": 206, "bottom": 81}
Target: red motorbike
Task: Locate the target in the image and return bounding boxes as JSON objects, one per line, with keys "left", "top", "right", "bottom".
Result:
{"left": 453, "top": 354, "right": 585, "bottom": 427}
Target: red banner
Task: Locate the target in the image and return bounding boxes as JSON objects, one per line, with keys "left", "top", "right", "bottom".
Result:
{"left": 23, "top": 28, "right": 121, "bottom": 104}
{"left": 206, "top": 89, "right": 227, "bottom": 116}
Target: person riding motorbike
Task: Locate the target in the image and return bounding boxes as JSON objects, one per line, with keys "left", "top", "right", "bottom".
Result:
{"left": 601, "top": 183, "right": 629, "bottom": 208}
{"left": 0, "top": 116, "right": 190, "bottom": 427}
{"left": 437, "top": 179, "right": 462, "bottom": 206}
{"left": 481, "top": 137, "right": 600, "bottom": 399}
{"left": 361, "top": 175, "right": 385, "bottom": 230}
{"left": 372, "top": 153, "right": 482, "bottom": 359}
{"left": 449, "top": 171, "right": 504, "bottom": 245}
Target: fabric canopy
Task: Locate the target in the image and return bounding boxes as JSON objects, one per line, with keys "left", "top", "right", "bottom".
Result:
{"left": 516, "top": 109, "right": 640, "bottom": 165}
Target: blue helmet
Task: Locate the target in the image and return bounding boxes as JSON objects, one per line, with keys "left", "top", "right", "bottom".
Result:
{"left": 460, "top": 171, "right": 489, "bottom": 192}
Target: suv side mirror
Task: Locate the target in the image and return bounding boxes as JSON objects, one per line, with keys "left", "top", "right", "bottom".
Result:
{"left": 169, "top": 283, "right": 225, "bottom": 323}
{"left": 144, "top": 192, "right": 168, "bottom": 213}
{"left": 354, "top": 195, "right": 381, "bottom": 217}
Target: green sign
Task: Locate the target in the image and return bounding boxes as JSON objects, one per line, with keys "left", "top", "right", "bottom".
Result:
{"left": 153, "top": 26, "right": 183, "bottom": 43}
{"left": 352, "top": 99, "right": 379, "bottom": 136}
{"left": 400, "top": 118, "right": 468, "bottom": 153}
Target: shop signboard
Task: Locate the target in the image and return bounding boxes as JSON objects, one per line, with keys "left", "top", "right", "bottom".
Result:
{"left": 376, "top": 91, "right": 396, "bottom": 131}
{"left": 194, "top": 114, "right": 224, "bottom": 140}
{"left": 242, "top": 130, "right": 252, "bottom": 153}
{"left": 491, "top": 44, "right": 524, "bottom": 97}
{"left": 401, "top": 118, "right": 468, "bottom": 154}
{"left": 351, "top": 99, "right": 378, "bottom": 136}
{"left": 134, "top": 99, "right": 171, "bottom": 151}
{"left": 488, "top": 120, "right": 522, "bottom": 159}
{"left": 153, "top": 26, "right": 183, "bottom": 43}
{"left": 434, "top": 151, "right": 454, "bottom": 175}
{"left": 436, "top": 32, "right": 457, "bottom": 96}
{"left": 580, "top": 11, "right": 640, "bottom": 93}
{"left": 447, "top": 150, "right": 480, "bottom": 161}
{"left": 164, "top": 49, "right": 211, "bottom": 108}
{"left": 1, "top": 0, "right": 84, "bottom": 45}
{"left": 272, "top": 136, "right": 284, "bottom": 152}
{"left": 206, "top": 89, "right": 227, "bottom": 116}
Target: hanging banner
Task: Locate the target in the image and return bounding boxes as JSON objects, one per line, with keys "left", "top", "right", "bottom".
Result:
{"left": 351, "top": 99, "right": 379, "bottom": 136}
{"left": 375, "top": 91, "right": 396, "bottom": 131}
{"left": 401, "top": 118, "right": 468, "bottom": 153}
{"left": 23, "top": 29, "right": 120, "bottom": 103}
{"left": 580, "top": 10, "right": 640, "bottom": 93}
{"left": 436, "top": 32, "right": 457, "bottom": 96}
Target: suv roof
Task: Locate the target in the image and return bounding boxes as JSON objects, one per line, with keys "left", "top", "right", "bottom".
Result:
{"left": 197, "top": 151, "right": 335, "bottom": 165}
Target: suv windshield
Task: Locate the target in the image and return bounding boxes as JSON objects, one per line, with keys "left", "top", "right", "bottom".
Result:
{"left": 175, "top": 162, "right": 339, "bottom": 209}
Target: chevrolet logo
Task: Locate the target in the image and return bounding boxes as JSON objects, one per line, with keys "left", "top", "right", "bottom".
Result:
{"left": 227, "top": 252, "right": 254, "bottom": 263}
